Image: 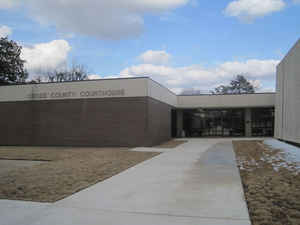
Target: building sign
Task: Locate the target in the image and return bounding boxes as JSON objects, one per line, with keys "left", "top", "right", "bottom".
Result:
{"left": 28, "top": 89, "right": 125, "bottom": 100}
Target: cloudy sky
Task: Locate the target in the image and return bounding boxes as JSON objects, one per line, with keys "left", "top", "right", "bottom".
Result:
{"left": 0, "top": 0, "right": 299, "bottom": 93}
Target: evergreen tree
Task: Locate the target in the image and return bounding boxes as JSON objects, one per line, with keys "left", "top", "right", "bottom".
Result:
{"left": 212, "top": 75, "right": 255, "bottom": 94}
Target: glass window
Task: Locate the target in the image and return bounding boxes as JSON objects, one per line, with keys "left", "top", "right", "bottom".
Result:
{"left": 251, "top": 108, "right": 274, "bottom": 137}
{"left": 183, "top": 108, "right": 245, "bottom": 137}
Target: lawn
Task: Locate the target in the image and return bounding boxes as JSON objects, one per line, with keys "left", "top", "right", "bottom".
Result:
{"left": 0, "top": 146, "right": 159, "bottom": 202}
{"left": 233, "top": 140, "right": 300, "bottom": 225}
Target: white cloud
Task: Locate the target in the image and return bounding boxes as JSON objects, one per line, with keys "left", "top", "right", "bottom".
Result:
{"left": 22, "top": 0, "right": 188, "bottom": 40}
{"left": 88, "top": 74, "right": 102, "bottom": 80}
{"left": 120, "top": 53, "right": 279, "bottom": 93}
{"left": 0, "top": 25, "right": 12, "bottom": 37}
{"left": 217, "top": 59, "right": 279, "bottom": 77}
{"left": 21, "top": 40, "right": 71, "bottom": 78}
{"left": 0, "top": 0, "right": 19, "bottom": 9}
{"left": 170, "top": 87, "right": 184, "bottom": 94}
{"left": 224, "top": 0, "right": 286, "bottom": 22}
{"left": 139, "top": 50, "right": 171, "bottom": 65}
{"left": 249, "top": 79, "right": 262, "bottom": 89}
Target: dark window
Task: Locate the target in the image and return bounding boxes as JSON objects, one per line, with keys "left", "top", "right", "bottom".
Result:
{"left": 183, "top": 109, "right": 245, "bottom": 137}
{"left": 251, "top": 108, "right": 274, "bottom": 137}
{"left": 171, "top": 109, "right": 177, "bottom": 138}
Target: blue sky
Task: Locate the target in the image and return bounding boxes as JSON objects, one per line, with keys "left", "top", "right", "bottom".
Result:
{"left": 0, "top": 0, "right": 299, "bottom": 93}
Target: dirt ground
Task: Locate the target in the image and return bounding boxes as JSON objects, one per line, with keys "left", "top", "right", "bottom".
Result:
{"left": 0, "top": 146, "right": 159, "bottom": 202}
{"left": 233, "top": 141, "right": 300, "bottom": 225}
{"left": 155, "top": 140, "right": 187, "bottom": 148}
{"left": 0, "top": 160, "right": 45, "bottom": 176}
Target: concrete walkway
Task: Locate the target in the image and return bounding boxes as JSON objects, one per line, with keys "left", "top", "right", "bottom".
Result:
{"left": 0, "top": 139, "right": 251, "bottom": 225}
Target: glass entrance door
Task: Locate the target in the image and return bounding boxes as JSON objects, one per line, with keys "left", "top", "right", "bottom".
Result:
{"left": 183, "top": 108, "right": 245, "bottom": 137}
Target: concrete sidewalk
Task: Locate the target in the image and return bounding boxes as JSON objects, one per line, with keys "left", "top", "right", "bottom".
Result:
{"left": 0, "top": 139, "right": 251, "bottom": 225}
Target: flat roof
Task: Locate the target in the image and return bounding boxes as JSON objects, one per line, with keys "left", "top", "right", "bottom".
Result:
{"left": 178, "top": 92, "right": 275, "bottom": 96}
{"left": 0, "top": 77, "right": 276, "bottom": 108}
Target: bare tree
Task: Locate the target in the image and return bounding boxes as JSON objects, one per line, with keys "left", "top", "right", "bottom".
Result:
{"left": 45, "top": 63, "right": 89, "bottom": 82}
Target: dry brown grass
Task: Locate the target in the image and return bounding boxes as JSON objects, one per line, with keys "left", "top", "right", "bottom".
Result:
{"left": 0, "top": 146, "right": 159, "bottom": 202}
{"left": 233, "top": 141, "right": 300, "bottom": 225}
{"left": 154, "top": 140, "right": 187, "bottom": 148}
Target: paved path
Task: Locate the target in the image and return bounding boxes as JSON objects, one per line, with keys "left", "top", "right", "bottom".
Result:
{"left": 0, "top": 139, "right": 251, "bottom": 225}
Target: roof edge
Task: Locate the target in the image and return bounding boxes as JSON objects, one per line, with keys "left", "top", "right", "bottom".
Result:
{"left": 0, "top": 76, "right": 150, "bottom": 87}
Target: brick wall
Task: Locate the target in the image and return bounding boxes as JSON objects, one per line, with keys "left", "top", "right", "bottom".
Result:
{"left": 146, "top": 98, "right": 172, "bottom": 146}
{"left": 0, "top": 97, "right": 172, "bottom": 147}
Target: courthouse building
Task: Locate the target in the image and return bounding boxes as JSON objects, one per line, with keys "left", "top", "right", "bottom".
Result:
{"left": 0, "top": 39, "right": 299, "bottom": 147}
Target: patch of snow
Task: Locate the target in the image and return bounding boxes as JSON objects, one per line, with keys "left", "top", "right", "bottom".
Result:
{"left": 264, "top": 139, "right": 300, "bottom": 162}
{"left": 264, "top": 139, "right": 300, "bottom": 173}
